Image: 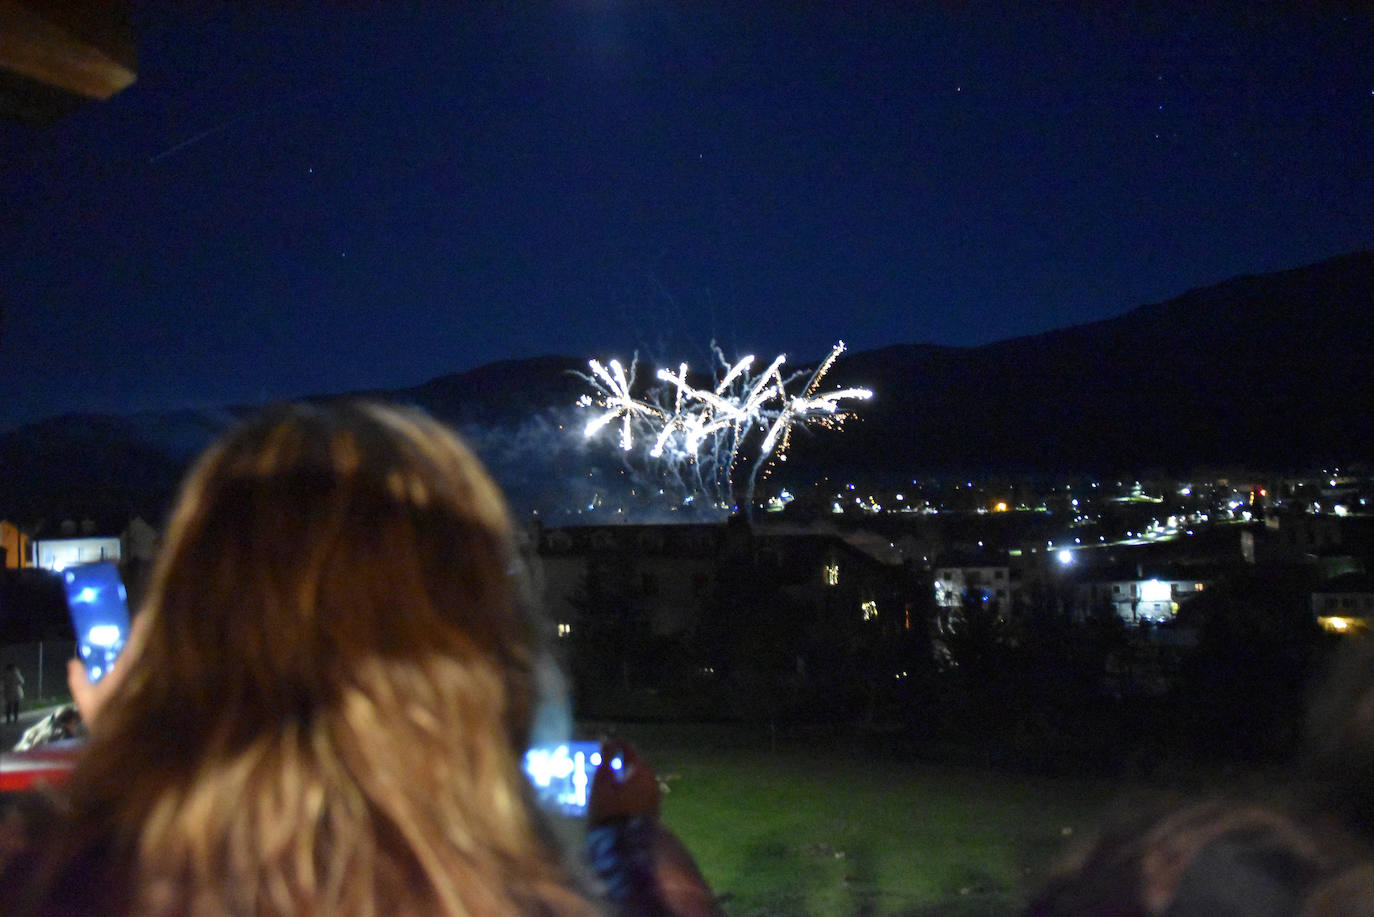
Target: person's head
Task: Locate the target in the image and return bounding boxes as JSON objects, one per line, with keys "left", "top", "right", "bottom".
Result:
{"left": 1303, "top": 640, "right": 1374, "bottom": 842}
{"left": 1026, "top": 801, "right": 1372, "bottom": 917}
{"left": 53, "top": 705, "right": 81, "bottom": 738}
{"left": 46, "top": 401, "right": 589, "bottom": 915}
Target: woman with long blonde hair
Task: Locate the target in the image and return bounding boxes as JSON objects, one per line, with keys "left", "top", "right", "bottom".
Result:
{"left": 0, "top": 402, "right": 705, "bottom": 915}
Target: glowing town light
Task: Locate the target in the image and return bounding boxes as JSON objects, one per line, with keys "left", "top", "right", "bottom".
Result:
{"left": 1057, "top": 549, "right": 1074, "bottom": 565}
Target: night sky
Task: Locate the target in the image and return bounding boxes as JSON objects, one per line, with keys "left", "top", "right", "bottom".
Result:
{"left": 1, "top": 3, "right": 1370, "bottom": 430}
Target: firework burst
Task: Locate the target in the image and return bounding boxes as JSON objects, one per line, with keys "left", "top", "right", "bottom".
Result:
{"left": 576, "top": 341, "right": 870, "bottom": 514}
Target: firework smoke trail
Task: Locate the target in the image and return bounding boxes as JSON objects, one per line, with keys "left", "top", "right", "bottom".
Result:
{"left": 577, "top": 341, "right": 870, "bottom": 516}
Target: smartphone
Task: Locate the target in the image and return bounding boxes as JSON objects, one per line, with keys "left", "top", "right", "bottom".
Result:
{"left": 61, "top": 562, "right": 131, "bottom": 684}
{"left": 522, "top": 741, "right": 623, "bottom": 817}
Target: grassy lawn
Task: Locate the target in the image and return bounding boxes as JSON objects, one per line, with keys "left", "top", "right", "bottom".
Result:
{"left": 596, "top": 724, "right": 1161, "bottom": 917}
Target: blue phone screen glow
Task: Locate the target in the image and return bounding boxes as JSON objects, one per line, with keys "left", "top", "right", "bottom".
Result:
{"left": 62, "top": 563, "right": 131, "bottom": 684}
{"left": 523, "top": 741, "right": 622, "bottom": 817}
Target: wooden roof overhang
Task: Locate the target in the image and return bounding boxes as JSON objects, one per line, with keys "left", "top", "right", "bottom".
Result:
{"left": 0, "top": 0, "right": 136, "bottom": 125}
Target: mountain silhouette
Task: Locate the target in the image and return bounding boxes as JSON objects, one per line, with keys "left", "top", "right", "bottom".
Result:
{"left": 810, "top": 249, "right": 1373, "bottom": 479}
{"left": 1, "top": 251, "right": 1369, "bottom": 524}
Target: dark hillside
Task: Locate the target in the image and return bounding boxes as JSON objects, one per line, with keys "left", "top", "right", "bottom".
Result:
{"left": 809, "top": 250, "right": 1374, "bottom": 478}
{"left": 1, "top": 252, "right": 1369, "bottom": 518}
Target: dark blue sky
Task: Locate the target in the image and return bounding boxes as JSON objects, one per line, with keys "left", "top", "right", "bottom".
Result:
{"left": 1, "top": 3, "right": 1370, "bottom": 429}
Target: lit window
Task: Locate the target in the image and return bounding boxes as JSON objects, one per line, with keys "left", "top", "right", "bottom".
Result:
{"left": 861, "top": 600, "right": 878, "bottom": 621}
{"left": 823, "top": 563, "right": 840, "bottom": 586}
{"left": 557, "top": 623, "right": 572, "bottom": 638}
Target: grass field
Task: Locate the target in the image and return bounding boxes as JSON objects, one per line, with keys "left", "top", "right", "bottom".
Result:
{"left": 597, "top": 723, "right": 1184, "bottom": 917}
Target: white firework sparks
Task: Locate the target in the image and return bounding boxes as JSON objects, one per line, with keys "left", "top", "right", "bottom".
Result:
{"left": 756, "top": 343, "right": 872, "bottom": 459}
{"left": 576, "top": 341, "right": 870, "bottom": 513}
{"left": 581, "top": 358, "right": 663, "bottom": 451}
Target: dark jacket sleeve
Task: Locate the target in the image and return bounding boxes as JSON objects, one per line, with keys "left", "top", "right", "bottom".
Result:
{"left": 588, "top": 815, "right": 670, "bottom": 916}
{"left": 587, "top": 816, "right": 722, "bottom": 917}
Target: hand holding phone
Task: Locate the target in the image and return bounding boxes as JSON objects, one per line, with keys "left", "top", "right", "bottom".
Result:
{"left": 61, "top": 562, "right": 131, "bottom": 685}
{"left": 588, "top": 740, "right": 660, "bottom": 825}
{"left": 523, "top": 741, "right": 625, "bottom": 817}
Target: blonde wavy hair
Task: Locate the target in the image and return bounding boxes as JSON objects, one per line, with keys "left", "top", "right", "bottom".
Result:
{"left": 23, "top": 402, "right": 596, "bottom": 916}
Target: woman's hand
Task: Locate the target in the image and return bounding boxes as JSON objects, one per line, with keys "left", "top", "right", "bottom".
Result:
{"left": 586, "top": 739, "right": 722, "bottom": 915}
{"left": 588, "top": 739, "right": 660, "bottom": 824}
{"left": 66, "top": 658, "right": 122, "bottom": 732}
{"left": 66, "top": 611, "right": 147, "bottom": 732}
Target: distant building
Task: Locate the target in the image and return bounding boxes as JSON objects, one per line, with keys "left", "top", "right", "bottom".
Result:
{"left": 534, "top": 520, "right": 910, "bottom": 641}
{"left": 1312, "top": 572, "right": 1374, "bottom": 636}
{"left": 0, "top": 520, "right": 30, "bottom": 569}
{"left": 121, "top": 516, "right": 160, "bottom": 566}
{"left": 932, "top": 559, "right": 1015, "bottom": 631}
{"left": 1070, "top": 564, "right": 1212, "bottom": 625}
{"left": 31, "top": 533, "right": 121, "bottom": 571}
{"left": 537, "top": 522, "right": 720, "bottom": 640}
{"left": 26, "top": 515, "right": 160, "bottom": 573}
{"left": 1267, "top": 512, "right": 1374, "bottom": 560}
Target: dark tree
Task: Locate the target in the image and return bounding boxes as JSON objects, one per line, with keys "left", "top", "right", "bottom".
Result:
{"left": 1172, "top": 566, "right": 1327, "bottom": 760}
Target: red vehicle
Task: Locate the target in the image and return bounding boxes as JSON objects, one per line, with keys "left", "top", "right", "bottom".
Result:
{"left": 0, "top": 740, "right": 81, "bottom": 796}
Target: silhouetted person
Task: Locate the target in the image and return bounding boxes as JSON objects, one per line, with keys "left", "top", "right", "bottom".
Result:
{"left": 2, "top": 662, "right": 23, "bottom": 724}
